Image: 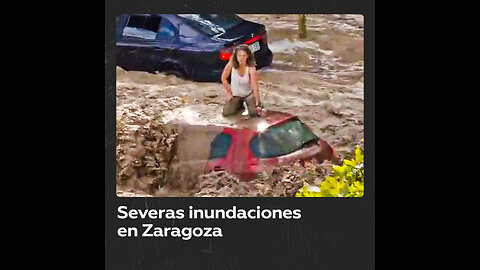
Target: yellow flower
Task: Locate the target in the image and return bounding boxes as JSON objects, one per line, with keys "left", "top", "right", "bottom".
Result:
{"left": 333, "top": 165, "right": 347, "bottom": 177}
{"left": 355, "top": 147, "right": 364, "bottom": 163}
{"left": 347, "top": 181, "right": 364, "bottom": 197}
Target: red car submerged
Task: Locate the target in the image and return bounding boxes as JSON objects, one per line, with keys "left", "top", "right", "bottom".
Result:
{"left": 168, "top": 110, "right": 337, "bottom": 181}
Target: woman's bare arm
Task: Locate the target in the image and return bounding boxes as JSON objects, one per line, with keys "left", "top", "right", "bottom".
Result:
{"left": 221, "top": 60, "right": 233, "bottom": 100}
{"left": 249, "top": 66, "right": 260, "bottom": 107}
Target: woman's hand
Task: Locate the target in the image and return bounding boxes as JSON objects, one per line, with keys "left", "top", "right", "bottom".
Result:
{"left": 256, "top": 105, "right": 263, "bottom": 115}
{"left": 226, "top": 92, "right": 233, "bottom": 101}
{"left": 249, "top": 66, "right": 261, "bottom": 114}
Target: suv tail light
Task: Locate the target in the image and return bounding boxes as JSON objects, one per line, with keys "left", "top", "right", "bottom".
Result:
{"left": 244, "top": 35, "right": 262, "bottom": 45}
{"left": 331, "top": 147, "right": 338, "bottom": 158}
{"left": 220, "top": 49, "right": 232, "bottom": 61}
{"left": 220, "top": 31, "right": 267, "bottom": 61}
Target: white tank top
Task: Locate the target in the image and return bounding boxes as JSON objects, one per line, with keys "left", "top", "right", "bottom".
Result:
{"left": 231, "top": 66, "right": 252, "bottom": 97}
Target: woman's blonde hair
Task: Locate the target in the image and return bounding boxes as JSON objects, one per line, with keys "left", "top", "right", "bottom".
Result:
{"left": 231, "top": 44, "right": 255, "bottom": 69}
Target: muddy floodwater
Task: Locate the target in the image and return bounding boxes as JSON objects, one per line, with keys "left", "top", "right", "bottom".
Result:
{"left": 115, "top": 14, "right": 364, "bottom": 197}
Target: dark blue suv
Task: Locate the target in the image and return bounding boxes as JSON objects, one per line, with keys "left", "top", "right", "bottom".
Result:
{"left": 116, "top": 14, "right": 274, "bottom": 82}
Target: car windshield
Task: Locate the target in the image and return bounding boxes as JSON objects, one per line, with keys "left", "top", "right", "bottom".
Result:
{"left": 178, "top": 14, "right": 244, "bottom": 36}
{"left": 250, "top": 119, "right": 319, "bottom": 158}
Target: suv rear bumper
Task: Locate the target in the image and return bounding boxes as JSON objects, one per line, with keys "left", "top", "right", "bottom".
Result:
{"left": 255, "top": 49, "right": 273, "bottom": 69}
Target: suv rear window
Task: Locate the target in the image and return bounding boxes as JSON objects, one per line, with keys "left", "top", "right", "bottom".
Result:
{"left": 178, "top": 14, "right": 244, "bottom": 36}
{"left": 209, "top": 133, "right": 232, "bottom": 159}
{"left": 123, "top": 15, "right": 162, "bottom": 39}
{"left": 127, "top": 15, "right": 161, "bottom": 32}
{"left": 250, "top": 119, "right": 319, "bottom": 158}
{"left": 158, "top": 18, "right": 176, "bottom": 38}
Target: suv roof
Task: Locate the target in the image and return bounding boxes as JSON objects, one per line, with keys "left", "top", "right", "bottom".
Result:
{"left": 165, "top": 110, "right": 297, "bottom": 132}
{"left": 223, "top": 110, "right": 297, "bottom": 130}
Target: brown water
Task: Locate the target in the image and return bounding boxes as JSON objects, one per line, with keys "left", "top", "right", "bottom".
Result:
{"left": 115, "top": 14, "right": 364, "bottom": 196}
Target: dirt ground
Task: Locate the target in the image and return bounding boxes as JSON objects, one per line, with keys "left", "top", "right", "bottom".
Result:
{"left": 115, "top": 14, "right": 364, "bottom": 197}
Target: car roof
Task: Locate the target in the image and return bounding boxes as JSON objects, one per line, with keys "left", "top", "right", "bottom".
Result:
{"left": 222, "top": 110, "right": 298, "bottom": 130}
{"left": 166, "top": 110, "right": 298, "bottom": 133}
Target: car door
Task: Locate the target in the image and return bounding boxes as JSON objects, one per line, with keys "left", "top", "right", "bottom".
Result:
{"left": 151, "top": 16, "right": 180, "bottom": 71}
{"left": 206, "top": 130, "right": 234, "bottom": 173}
{"left": 167, "top": 124, "right": 225, "bottom": 181}
{"left": 230, "top": 129, "right": 258, "bottom": 177}
{"left": 116, "top": 14, "right": 163, "bottom": 72}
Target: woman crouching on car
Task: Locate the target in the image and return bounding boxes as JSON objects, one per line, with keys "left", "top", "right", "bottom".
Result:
{"left": 221, "top": 44, "right": 262, "bottom": 117}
